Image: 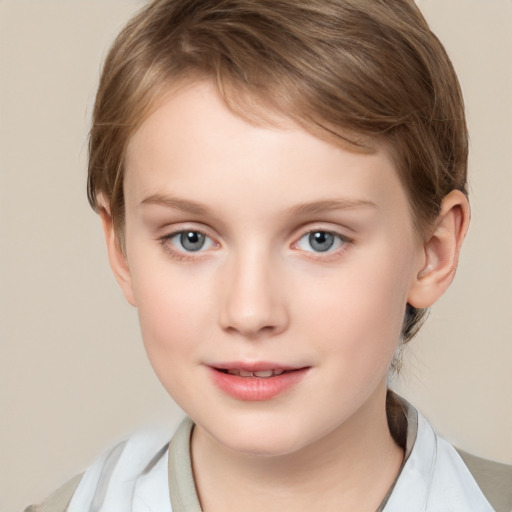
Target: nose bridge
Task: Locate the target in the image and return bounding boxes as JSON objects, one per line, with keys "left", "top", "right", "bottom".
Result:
{"left": 219, "top": 242, "right": 288, "bottom": 337}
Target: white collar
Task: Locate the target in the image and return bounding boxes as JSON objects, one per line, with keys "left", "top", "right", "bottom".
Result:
{"left": 382, "top": 407, "right": 492, "bottom": 511}
{"left": 67, "top": 395, "right": 493, "bottom": 511}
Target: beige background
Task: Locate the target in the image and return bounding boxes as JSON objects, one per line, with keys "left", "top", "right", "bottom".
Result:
{"left": 0, "top": 0, "right": 511, "bottom": 510}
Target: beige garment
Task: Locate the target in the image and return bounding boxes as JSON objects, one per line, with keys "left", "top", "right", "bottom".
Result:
{"left": 25, "top": 444, "right": 512, "bottom": 512}
{"left": 25, "top": 395, "right": 512, "bottom": 512}
{"left": 24, "top": 473, "right": 83, "bottom": 512}
{"left": 458, "top": 449, "right": 512, "bottom": 512}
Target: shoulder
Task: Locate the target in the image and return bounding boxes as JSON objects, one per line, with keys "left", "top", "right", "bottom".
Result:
{"left": 384, "top": 394, "right": 507, "bottom": 512}
{"left": 456, "top": 448, "right": 512, "bottom": 512}
{"left": 24, "top": 474, "right": 83, "bottom": 512}
{"left": 26, "top": 429, "right": 174, "bottom": 512}
{"left": 399, "top": 412, "right": 496, "bottom": 511}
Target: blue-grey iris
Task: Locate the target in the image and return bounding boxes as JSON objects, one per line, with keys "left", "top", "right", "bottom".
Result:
{"left": 181, "top": 231, "right": 205, "bottom": 251}
{"left": 309, "top": 232, "right": 335, "bottom": 252}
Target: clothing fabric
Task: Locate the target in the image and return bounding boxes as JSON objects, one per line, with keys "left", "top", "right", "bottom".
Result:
{"left": 457, "top": 450, "right": 512, "bottom": 512}
{"left": 26, "top": 394, "right": 507, "bottom": 512}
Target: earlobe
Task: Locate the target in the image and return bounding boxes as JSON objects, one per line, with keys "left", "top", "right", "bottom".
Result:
{"left": 407, "top": 190, "right": 470, "bottom": 309}
{"left": 98, "top": 202, "right": 137, "bottom": 307}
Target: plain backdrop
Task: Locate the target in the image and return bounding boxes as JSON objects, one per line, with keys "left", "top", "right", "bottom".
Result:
{"left": 0, "top": 1, "right": 511, "bottom": 510}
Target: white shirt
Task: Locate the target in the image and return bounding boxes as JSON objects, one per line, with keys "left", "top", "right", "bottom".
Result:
{"left": 66, "top": 396, "right": 493, "bottom": 512}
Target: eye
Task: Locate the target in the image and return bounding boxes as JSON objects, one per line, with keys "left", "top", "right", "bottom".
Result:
{"left": 295, "top": 230, "right": 346, "bottom": 253}
{"left": 168, "top": 230, "right": 215, "bottom": 252}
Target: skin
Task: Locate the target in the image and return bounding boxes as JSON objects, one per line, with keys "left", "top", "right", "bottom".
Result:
{"left": 101, "top": 81, "right": 469, "bottom": 511}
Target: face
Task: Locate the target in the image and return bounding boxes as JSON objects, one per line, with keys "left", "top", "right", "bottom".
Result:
{"left": 117, "top": 81, "right": 425, "bottom": 457}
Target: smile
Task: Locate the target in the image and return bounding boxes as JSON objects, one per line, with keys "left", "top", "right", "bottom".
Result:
{"left": 207, "top": 364, "right": 310, "bottom": 401}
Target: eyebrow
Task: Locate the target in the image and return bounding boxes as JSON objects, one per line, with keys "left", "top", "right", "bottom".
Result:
{"left": 140, "top": 194, "right": 377, "bottom": 216}
{"left": 289, "top": 199, "right": 377, "bottom": 216}
{"left": 140, "top": 194, "right": 209, "bottom": 215}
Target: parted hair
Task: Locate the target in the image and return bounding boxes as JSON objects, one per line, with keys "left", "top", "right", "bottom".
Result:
{"left": 88, "top": 0, "right": 468, "bottom": 349}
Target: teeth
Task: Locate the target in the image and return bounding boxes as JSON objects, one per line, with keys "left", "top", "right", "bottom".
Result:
{"left": 254, "top": 370, "right": 273, "bottom": 378}
{"left": 225, "top": 369, "right": 286, "bottom": 378}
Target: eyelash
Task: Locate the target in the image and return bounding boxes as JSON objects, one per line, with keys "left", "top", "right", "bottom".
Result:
{"left": 158, "top": 228, "right": 352, "bottom": 262}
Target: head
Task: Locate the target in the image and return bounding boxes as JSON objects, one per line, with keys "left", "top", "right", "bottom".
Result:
{"left": 89, "top": 0, "right": 470, "bottom": 455}
{"left": 88, "top": 0, "right": 468, "bottom": 361}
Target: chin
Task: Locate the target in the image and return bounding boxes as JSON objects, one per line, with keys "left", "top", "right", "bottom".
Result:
{"left": 201, "top": 413, "right": 317, "bottom": 458}
{"left": 223, "top": 433, "right": 305, "bottom": 458}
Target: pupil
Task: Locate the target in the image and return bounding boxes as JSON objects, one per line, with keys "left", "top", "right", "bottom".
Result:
{"left": 309, "top": 231, "right": 334, "bottom": 252}
{"left": 181, "top": 231, "right": 205, "bottom": 251}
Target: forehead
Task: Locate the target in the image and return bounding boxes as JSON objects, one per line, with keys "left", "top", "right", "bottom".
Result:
{"left": 124, "top": 81, "right": 411, "bottom": 225}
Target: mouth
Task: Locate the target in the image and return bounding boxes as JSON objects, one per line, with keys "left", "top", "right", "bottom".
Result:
{"left": 207, "top": 363, "right": 310, "bottom": 401}
{"left": 217, "top": 368, "right": 289, "bottom": 378}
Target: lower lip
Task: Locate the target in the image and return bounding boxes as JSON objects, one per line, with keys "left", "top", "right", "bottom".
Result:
{"left": 208, "top": 367, "right": 309, "bottom": 401}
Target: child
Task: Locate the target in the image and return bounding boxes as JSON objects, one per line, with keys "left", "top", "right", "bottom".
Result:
{"left": 26, "top": 0, "right": 511, "bottom": 510}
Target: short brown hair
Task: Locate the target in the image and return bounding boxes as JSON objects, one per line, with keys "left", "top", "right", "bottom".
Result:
{"left": 88, "top": 0, "right": 468, "bottom": 348}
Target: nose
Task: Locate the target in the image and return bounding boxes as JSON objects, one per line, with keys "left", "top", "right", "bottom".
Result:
{"left": 218, "top": 248, "right": 289, "bottom": 338}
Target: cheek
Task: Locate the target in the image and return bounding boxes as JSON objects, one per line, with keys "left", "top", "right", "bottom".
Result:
{"left": 128, "top": 257, "right": 212, "bottom": 376}
{"left": 136, "top": 286, "right": 209, "bottom": 406}
{"left": 296, "top": 249, "right": 413, "bottom": 362}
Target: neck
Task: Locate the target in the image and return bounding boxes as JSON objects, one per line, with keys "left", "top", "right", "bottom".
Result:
{"left": 191, "top": 384, "right": 404, "bottom": 512}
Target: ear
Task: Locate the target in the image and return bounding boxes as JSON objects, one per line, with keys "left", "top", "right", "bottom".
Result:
{"left": 98, "top": 199, "right": 137, "bottom": 307}
{"left": 407, "top": 190, "right": 470, "bottom": 309}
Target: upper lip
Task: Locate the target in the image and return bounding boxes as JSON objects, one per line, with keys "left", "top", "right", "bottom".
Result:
{"left": 208, "top": 361, "right": 305, "bottom": 372}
